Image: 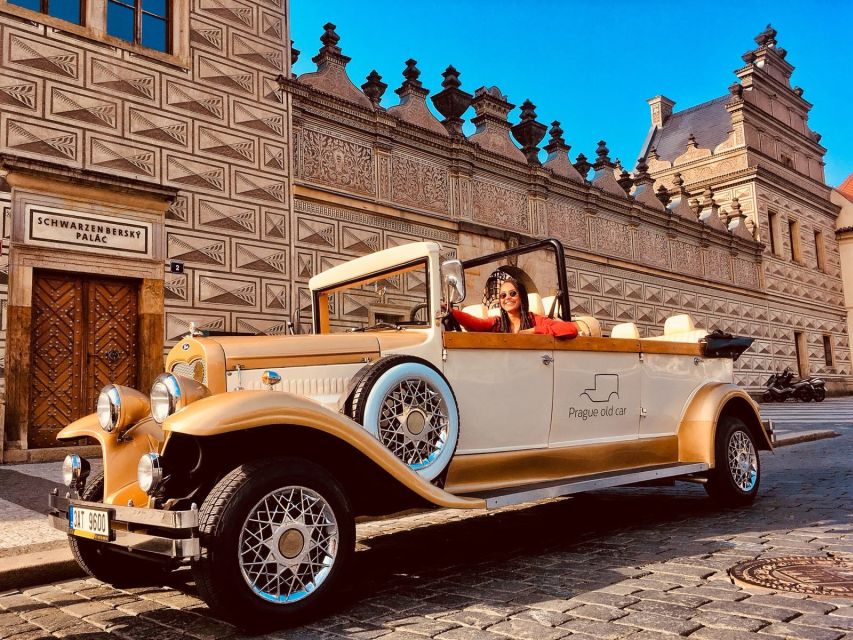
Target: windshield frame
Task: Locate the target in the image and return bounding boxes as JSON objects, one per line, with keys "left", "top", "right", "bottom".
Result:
{"left": 311, "top": 258, "right": 432, "bottom": 334}
{"left": 459, "top": 238, "right": 571, "bottom": 321}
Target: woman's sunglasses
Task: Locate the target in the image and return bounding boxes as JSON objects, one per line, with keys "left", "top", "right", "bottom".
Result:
{"left": 499, "top": 290, "right": 519, "bottom": 300}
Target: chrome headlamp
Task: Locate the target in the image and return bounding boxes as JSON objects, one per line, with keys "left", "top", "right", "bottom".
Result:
{"left": 149, "top": 373, "right": 211, "bottom": 424}
{"left": 95, "top": 384, "right": 149, "bottom": 435}
{"left": 137, "top": 453, "right": 163, "bottom": 495}
{"left": 62, "top": 454, "right": 90, "bottom": 491}
{"left": 97, "top": 385, "right": 121, "bottom": 432}
{"left": 150, "top": 374, "right": 181, "bottom": 424}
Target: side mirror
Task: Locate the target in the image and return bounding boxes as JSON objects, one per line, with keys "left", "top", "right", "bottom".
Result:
{"left": 441, "top": 259, "right": 465, "bottom": 306}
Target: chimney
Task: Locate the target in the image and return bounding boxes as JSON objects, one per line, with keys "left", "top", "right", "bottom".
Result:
{"left": 647, "top": 95, "right": 675, "bottom": 128}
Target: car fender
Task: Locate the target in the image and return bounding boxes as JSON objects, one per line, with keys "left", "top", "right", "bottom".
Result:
{"left": 164, "top": 390, "right": 485, "bottom": 510}
{"left": 677, "top": 382, "right": 772, "bottom": 467}
{"left": 57, "top": 415, "right": 163, "bottom": 506}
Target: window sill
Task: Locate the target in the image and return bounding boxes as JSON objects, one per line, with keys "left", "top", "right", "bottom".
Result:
{"left": 0, "top": 3, "right": 189, "bottom": 69}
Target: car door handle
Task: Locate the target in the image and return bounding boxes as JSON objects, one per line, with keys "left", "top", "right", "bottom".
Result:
{"left": 542, "top": 354, "right": 554, "bottom": 365}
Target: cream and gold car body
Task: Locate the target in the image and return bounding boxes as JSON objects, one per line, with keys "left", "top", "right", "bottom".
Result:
{"left": 53, "top": 240, "right": 770, "bottom": 516}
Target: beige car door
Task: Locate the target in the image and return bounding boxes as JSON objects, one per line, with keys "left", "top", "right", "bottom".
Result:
{"left": 549, "top": 342, "right": 642, "bottom": 447}
{"left": 443, "top": 333, "right": 554, "bottom": 453}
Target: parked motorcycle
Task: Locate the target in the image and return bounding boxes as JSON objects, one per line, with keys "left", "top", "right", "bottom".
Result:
{"left": 763, "top": 368, "right": 820, "bottom": 402}
{"left": 806, "top": 376, "right": 826, "bottom": 402}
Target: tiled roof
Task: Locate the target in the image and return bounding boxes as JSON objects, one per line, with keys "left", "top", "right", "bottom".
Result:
{"left": 839, "top": 172, "right": 853, "bottom": 200}
{"left": 646, "top": 96, "right": 732, "bottom": 163}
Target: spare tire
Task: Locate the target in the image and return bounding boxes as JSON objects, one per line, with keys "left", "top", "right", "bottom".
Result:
{"left": 344, "top": 355, "right": 459, "bottom": 482}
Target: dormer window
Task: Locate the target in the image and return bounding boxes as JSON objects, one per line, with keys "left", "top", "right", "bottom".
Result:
{"left": 7, "top": 0, "right": 82, "bottom": 24}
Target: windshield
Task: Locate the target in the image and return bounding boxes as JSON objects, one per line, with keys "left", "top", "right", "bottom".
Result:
{"left": 315, "top": 260, "right": 431, "bottom": 333}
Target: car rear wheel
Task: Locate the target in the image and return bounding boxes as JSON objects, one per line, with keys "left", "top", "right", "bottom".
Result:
{"left": 68, "top": 472, "right": 169, "bottom": 586}
{"left": 345, "top": 355, "right": 459, "bottom": 483}
{"left": 193, "top": 458, "right": 354, "bottom": 631}
{"left": 704, "top": 417, "right": 760, "bottom": 506}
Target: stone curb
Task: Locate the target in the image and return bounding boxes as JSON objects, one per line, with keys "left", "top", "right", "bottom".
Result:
{"left": 0, "top": 547, "right": 81, "bottom": 592}
{"left": 774, "top": 429, "right": 840, "bottom": 447}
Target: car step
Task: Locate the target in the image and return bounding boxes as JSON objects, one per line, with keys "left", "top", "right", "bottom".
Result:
{"left": 467, "top": 462, "right": 710, "bottom": 510}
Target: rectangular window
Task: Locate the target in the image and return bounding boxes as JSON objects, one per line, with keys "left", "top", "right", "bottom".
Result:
{"left": 767, "top": 210, "right": 779, "bottom": 255}
{"left": 814, "top": 230, "right": 826, "bottom": 272}
{"left": 780, "top": 153, "right": 794, "bottom": 169}
{"left": 107, "top": 0, "right": 170, "bottom": 53}
{"left": 788, "top": 218, "right": 802, "bottom": 263}
{"left": 823, "top": 335, "right": 833, "bottom": 367}
{"left": 7, "top": 0, "right": 83, "bottom": 24}
{"left": 794, "top": 331, "right": 808, "bottom": 378}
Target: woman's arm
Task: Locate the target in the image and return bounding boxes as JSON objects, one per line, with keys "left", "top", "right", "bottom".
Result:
{"left": 531, "top": 314, "right": 579, "bottom": 339}
{"left": 451, "top": 309, "right": 499, "bottom": 332}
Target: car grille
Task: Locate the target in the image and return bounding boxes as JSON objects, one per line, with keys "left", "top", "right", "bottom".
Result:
{"left": 171, "top": 359, "right": 206, "bottom": 385}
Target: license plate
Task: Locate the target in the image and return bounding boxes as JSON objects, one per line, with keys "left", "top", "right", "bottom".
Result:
{"left": 68, "top": 505, "right": 110, "bottom": 541}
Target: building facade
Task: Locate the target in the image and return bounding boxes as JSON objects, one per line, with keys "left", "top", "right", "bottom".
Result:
{"left": 0, "top": 3, "right": 848, "bottom": 462}
{"left": 0, "top": 0, "right": 293, "bottom": 461}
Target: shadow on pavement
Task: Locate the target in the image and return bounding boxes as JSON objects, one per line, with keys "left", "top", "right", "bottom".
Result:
{"left": 0, "top": 468, "right": 64, "bottom": 515}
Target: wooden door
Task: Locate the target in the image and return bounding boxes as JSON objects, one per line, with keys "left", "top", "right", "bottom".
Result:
{"left": 28, "top": 272, "right": 139, "bottom": 448}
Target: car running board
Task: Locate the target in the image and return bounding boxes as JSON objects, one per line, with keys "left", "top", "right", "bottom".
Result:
{"left": 466, "top": 462, "right": 710, "bottom": 510}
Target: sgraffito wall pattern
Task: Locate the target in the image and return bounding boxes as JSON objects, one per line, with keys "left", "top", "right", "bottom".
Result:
{"left": 0, "top": 0, "right": 293, "bottom": 358}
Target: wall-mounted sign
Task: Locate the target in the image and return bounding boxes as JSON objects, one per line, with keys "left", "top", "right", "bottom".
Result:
{"left": 25, "top": 205, "right": 152, "bottom": 258}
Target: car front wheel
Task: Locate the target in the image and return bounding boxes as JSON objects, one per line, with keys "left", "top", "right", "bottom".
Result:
{"left": 704, "top": 417, "right": 760, "bottom": 506}
{"left": 193, "top": 458, "right": 354, "bottom": 631}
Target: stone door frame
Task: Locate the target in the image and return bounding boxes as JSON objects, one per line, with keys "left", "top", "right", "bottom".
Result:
{"left": 0, "top": 158, "right": 175, "bottom": 462}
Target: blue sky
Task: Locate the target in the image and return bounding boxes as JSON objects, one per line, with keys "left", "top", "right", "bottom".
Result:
{"left": 291, "top": 1, "right": 853, "bottom": 187}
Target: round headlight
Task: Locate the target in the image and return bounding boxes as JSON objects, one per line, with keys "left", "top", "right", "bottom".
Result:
{"left": 62, "top": 454, "right": 82, "bottom": 488}
{"left": 150, "top": 374, "right": 181, "bottom": 423}
{"left": 137, "top": 453, "right": 163, "bottom": 495}
{"left": 97, "top": 385, "right": 121, "bottom": 432}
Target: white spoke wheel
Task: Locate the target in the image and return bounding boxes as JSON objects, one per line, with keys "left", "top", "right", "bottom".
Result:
{"left": 193, "top": 458, "right": 354, "bottom": 630}
{"left": 345, "top": 356, "right": 459, "bottom": 483}
{"left": 705, "top": 416, "right": 761, "bottom": 506}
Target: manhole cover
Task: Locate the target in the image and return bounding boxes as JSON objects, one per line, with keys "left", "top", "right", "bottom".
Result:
{"left": 730, "top": 555, "right": 853, "bottom": 597}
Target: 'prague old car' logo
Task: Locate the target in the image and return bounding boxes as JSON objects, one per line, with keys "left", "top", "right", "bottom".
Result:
{"left": 580, "top": 373, "right": 620, "bottom": 403}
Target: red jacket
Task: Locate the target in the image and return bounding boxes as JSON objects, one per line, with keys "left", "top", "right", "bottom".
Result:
{"left": 451, "top": 310, "right": 578, "bottom": 339}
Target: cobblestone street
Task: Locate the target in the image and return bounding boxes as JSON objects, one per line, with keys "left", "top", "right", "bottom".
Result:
{"left": 1, "top": 427, "right": 850, "bottom": 640}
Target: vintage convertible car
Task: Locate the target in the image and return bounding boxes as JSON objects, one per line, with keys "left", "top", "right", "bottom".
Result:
{"left": 48, "top": 238, "right": 773, "bottom": 629}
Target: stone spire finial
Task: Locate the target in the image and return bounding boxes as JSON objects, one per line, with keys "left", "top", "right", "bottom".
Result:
{"left": 631, "top": 157, "right": 665, "bottom": 210}
{"left": 300, "top": 23, "right": 372, "bottom": 109}
{"left": 656, "top": 184, "right": 671, "bottom": 207}
{"left": 469, "top": 86, "right": 526, "bottom": 162}
{"left": 546, "top": 121, "right": 566, "bottom": 149}
{"left": 728, "top": 197, "right": 754, "bottom": 241}
{"left": 511, "top": 99, "right": 547, "bottom": 165}
{"left": 397, "top": 59, "right": 423, "bottom": 94}
{"left": 388, "top": 60, "right": 447, "bottom": 136}
{"left": 543, "top": 121, "right": 584, "bottom": 182}
{"left": 361, "top": 70, "right": 387, "bottom": 107}
{"left": 699, "top": 188, "right": 726, "bottom": 231}
{"left": 667, "top": 172, "right": 695, "bottom": 221}
{"left": 574, "top": 153, "right": 591, "bottom": 180}
{"left": 590, "top": 142, "right": 627, "bottom": 197}
{"left": 686, "top": 134, "right": 698, "bottom": 149}
{"left": 617, "top": 167, "right": 633, "bottom": 195}
{"left": 431, "top": 65, "right": 473, "bottom": 137}
{"left": 754, "top": 24, "right": 778, "bottom": 48}
{"left": 291, "top": 41, "right": 300, "bottom": 66}
{"left": 593, "top": 140, "right": 614, "bottom": 171}
{"left": 689, "top": 198, "right": 701, "bottom": 219}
